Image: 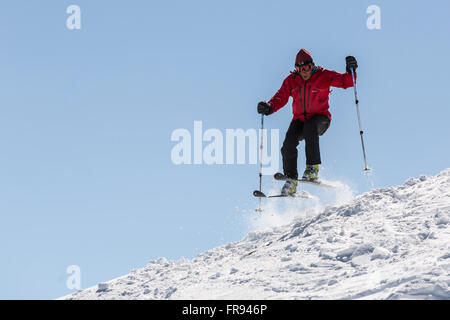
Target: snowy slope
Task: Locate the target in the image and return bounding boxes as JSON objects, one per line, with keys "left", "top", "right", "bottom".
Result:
{"left": 62, "top": 169, "right": 450, "bottom": 300}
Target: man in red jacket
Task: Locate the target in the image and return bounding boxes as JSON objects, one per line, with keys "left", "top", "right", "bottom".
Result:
{"left": 257, "top": 49, "right": 358, "bottom": 195}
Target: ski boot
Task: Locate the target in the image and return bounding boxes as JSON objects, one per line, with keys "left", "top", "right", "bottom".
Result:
{"left": 302, "top": 164, "right": 319, "bottom": 181}
{"left": 281, "top": 179, "right": 298, "bottom": 196}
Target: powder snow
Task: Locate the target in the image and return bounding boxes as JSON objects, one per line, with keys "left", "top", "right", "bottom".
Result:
{"left": 61, "top": 169, "right": 450, "bottom": 300}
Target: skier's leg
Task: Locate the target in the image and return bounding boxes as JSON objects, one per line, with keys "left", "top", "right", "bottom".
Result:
{"left": 303, "top": 115, "right": 330, "bottom": 165}
{"left": 317, "top": 115, "right": 331, "bottom": 137}
{"left": 281, "top": 120, "right": 303, "bottom": 179}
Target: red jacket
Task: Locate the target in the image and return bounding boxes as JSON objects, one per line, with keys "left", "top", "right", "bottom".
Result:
{"left": 268, "top": 66, "right": 355, "bottom": 122}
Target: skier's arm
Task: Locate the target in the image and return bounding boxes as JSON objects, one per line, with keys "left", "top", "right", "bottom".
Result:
{"left": 267, "top": 76, "right": 292, "bottom": 113}
{"left": 327, "top": 56, "right": 358, "bottom": 89}
{"left": 327, "top": 69, "right": 355, "bottom": 89}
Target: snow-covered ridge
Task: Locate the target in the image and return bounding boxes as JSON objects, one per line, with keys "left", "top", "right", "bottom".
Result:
{"left": 62, "top": 169, "right": 450, "bottom": 300}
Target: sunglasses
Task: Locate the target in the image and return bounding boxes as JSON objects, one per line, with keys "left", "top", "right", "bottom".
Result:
{"left": 295, "top": 62, "right": 313, "bottom": 72}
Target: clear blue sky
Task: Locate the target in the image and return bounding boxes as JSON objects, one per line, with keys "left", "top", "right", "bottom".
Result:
{"left": 0, "top": 0, "right": 449, "bottom": 299}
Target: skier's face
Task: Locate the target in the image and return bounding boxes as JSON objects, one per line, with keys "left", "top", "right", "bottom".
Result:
{"left": 296, "top": 63, "right": 313, "bottom": 80}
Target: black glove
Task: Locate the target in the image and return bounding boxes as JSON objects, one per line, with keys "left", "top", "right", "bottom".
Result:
{"left": 257, "top": 101, "right": 273, "bottom": 115}
{"left": 345, "top": 56, "right": 358, "bottom": 73}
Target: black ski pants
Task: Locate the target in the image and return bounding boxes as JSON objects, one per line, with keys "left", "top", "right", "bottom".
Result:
{"left": 281, "top": 114, "right": 330, "bottom": 179}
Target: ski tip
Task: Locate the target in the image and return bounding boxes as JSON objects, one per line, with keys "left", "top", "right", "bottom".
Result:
{"left": 274, "top": 172, "right": 286, "bottom": 180}
{"left": 253, "top": 190, "right": 266, "bottom": 198}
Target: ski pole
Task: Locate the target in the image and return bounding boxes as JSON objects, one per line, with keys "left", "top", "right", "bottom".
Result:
{"left": 350, "top": 69, "right": 370, "bottom": 171}
{"left": 256, "top": 113, "right": 264, "bottom": 212}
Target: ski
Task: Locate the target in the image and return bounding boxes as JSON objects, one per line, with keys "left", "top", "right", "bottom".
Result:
{"left": 253, "top": 190, "right": 312, "bottom": 199}
{"left": 274, "top": 172, "right": 336, "bottom": 188}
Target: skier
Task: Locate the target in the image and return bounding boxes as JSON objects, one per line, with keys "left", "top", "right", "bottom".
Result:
{"left": 257, "top": 49, "right": 358, "bottom": 196}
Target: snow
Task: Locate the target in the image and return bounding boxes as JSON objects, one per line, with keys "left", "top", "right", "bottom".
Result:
{"left": 61, "top": 169, "right": 450, "bottom": 300}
